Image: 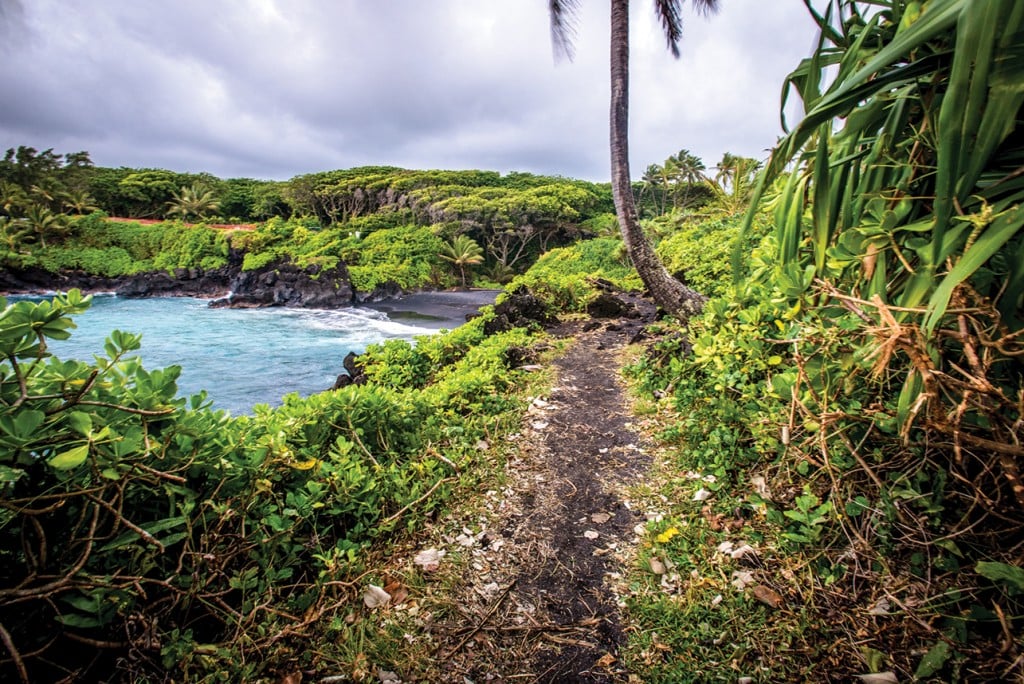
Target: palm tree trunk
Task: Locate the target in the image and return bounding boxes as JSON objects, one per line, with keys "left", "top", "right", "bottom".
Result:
{"left": 609, "top": 0, "right": 705, "bottom": 320}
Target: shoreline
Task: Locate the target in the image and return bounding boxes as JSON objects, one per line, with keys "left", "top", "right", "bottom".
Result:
{"left": 362, "top": 289, "right": 501, "bottom": 329}
{"left": 5, "top": 287, "right": 502, "bottom": 330}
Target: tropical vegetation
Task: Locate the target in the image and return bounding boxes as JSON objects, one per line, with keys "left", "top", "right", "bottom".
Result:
{"left": 0, "top": 0, "right": 1021, "bottom": 681}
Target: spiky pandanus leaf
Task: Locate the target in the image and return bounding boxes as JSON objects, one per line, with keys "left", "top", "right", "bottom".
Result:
{"left": 739, "top": 0, "right": 1024, "bottom": 333}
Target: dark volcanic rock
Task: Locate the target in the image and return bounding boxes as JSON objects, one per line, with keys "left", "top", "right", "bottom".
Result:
{"left": 0, "top": 266, "right": 122, "bottom": 294}
{"left": 354, "top": 280, "right": 404, "bottom": 303}
{"left": 116, "top": 267, "right": 234, "bottom": 299}
{"left": 586, "top": 291, "right": 641, "bottom": 319}
{"left": 211, "top": 260, "right": 355, "bottom": 309}
{"left": 331, "top": 351, "right": 368, "bottom": 390}
{"left": 483, "top": 286, "right": 556, "bottom": 335}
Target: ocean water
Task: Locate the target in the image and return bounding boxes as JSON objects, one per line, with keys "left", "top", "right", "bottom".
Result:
{"left": 15, "top": 294, "right": 491, "bottom": 415}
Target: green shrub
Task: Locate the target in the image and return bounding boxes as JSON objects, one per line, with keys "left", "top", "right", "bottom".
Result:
{"left": 656, "top": 213, "right": 767, "bottom": 299}
{"left": 0, "top": 290, "right": 537, "bottom": 682}
{"left": 511, "top": 237, "right": 641, "bottom": 311}
{"left": 341, "top": 224, "right": 447, "bottom": 292}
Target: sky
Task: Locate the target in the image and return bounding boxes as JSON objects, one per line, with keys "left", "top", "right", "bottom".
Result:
{"left": 0, "top": 1, "right": 820, "bottom": 183}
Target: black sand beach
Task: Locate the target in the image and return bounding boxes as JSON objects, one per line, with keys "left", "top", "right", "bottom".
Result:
{"left": 362, "top": 289, "right": 501, "bottom": 330}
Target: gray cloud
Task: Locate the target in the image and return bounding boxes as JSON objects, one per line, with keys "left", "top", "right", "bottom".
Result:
{"left": 0, "top": 1, "right": 819, "bottom": 181}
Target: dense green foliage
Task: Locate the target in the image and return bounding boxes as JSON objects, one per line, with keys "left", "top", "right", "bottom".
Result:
{"left": 2, "top": 212, "right": 231, "bottom": 277}
{"left": 0, "top": 291, "right": 539, "bottom": 681}
{"left": 509, "top": 237, "right": 641, "bottom": 311}
{"left": 625, "top": 1, "right": 1024, "bottom": 680}
{"left": 2, "top": 161, "right": 619, "bottom": 291}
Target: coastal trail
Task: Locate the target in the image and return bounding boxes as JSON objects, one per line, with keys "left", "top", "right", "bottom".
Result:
{"left": 430, "top": 294, "right": 658, "bottom": 682}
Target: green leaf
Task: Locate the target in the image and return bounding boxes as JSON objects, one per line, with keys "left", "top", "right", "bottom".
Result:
{"left": 0, "top": 465, "right": 26, "bottom": 483}
{"left": 976, "top": 560, "right": 1024, "bottom": 595}
{"left": 914, "top": 640, "right": 952, "bottom": 679}
{"left": 67, "top": 411, "right": 93, "bottom": 436}
{"left": 0, "top": 410, "right": 46, "bottom": 441}
{"left": 56, "top": 612, "right": 104, "bottom": 629}
{"left": 925, "top": 204, "right": 1024, "bottom": 332}
{"left": 48, "top": 443, "right": 90, "bottom": 470}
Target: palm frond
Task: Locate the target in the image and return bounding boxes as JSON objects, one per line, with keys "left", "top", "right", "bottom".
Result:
{"left": 549, "top": 0, "right": 581, "bottom": 62}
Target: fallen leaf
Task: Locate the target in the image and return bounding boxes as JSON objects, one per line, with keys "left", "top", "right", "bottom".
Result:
{"left": 389, "top": 585, "right": 409, "bottom": 605}
{"left": 591, "top": 512, "right": 612, "bottom": 524}
{"left": 594, "top": 652, "right": 616, "bottom": 669}
{"left": 730, "top": 544, "right": 758, "bottom": 560}
{"left": 855, "top": 674, "right": 898, "bottom": 684}
{"left": 751, "top": 584, "right": 784, "bottom": 609}
{"left": 531, "top": 420, "right": 549, "bottom": 430}
{"left": 693, "top": 488, "right": 712, "bottom": 501}
{"left": 413, "top": 548, "right": 445, "bottom": 572}
{"left": 363, "top": 584, "right": 391, "bottom": 609}
{"left": 583, "top": 530, "right": 600, "bottom": 540}
{"left": 277, "top": 672, "right": 302, "bottom": 684}
{"left": 475, "top": 440, "right": 490, "bottom": 451}
{"left": 731, "top": 570, "right": 754, "bottom": 591}
{"left": 649, "top": 558, "right": 666, "bottom": 575}
{"left": 750, "top": 475, "right": 772, "bottom": 500}
{"left": 867, "top": 598, "right": 891, "bottom": 616}
{"left": 377, "top": 668, "right": 402, "bottom": 684}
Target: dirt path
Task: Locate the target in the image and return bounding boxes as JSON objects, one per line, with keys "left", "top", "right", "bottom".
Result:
{"left": 434, "top": 297, "right": 657, "bottom": 682}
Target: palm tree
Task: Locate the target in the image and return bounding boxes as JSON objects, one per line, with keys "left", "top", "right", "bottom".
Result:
{"left": 440, "top": 234, "right": 485, "bottom": 288}
{"left": 0, "top": 180, "right": 27, "bottom": 217}
{"left": 22, "top": 204, "right": 68, "bottom": 249}
{"left": 0, "top": 216, "right": 34, "bottom": 253}
{"left": 667, "top": 148, "right": 707, "bottom": 209}
{"left": 712, "top": 152, "right": 761, "bottom": 215}
{"left": 166, "top": 184, "right": 220, "bottom": 221}
{"left": 61, "top": 188, "right": 99, "bottom": 215}
{"left": 550, "top": 0, "right": 716, "bottom": 320}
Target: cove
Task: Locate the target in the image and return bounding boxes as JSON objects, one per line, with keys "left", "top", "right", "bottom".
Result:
{"left": 29, "top": 291, "right": 498, "bottom": 415}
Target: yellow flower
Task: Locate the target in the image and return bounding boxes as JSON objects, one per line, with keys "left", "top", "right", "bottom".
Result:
{"left": 656, "top": 527, "right": 680, "bottom": 544}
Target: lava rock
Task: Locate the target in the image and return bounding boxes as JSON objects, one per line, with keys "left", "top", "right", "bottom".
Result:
{"left": 586, "top": 292, "right": 640, "bottom": 319}
{"left": 211, "top": 260, "right": 355, "bottom": 309}
{"left": 484, "top": 286, "right": 556, "bottom": 335}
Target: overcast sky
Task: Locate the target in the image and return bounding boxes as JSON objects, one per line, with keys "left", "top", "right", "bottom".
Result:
{"left": 0, "top": 1, "right": 819, "bottom": 183}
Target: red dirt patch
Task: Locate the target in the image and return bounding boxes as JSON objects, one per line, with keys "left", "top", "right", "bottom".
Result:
{"left": 105, "top": 216, "right": 256, "bottom": 231}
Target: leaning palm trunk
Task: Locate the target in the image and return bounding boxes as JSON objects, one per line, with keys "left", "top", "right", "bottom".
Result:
{"left": 609, "top": 0, "right": 706, "bottom": 320}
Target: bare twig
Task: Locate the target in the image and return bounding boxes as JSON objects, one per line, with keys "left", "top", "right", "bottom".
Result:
{"left": 380, "top": 477, "right": 456, "bottom": 527}
{"left": 0, "top": 620, "right": 29, "bottom": 684}
{"left": 444, "top": 580, "right": 516, "bottom": 658}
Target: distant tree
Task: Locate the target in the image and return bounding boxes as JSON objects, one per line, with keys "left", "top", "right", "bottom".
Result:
{"left": 550, "top": 0, "right": 716, "bottom": 320}
{"left": 0, "top": 146, "right": 63, "bottom": 189}
{"left": 0, "top": 180, "right": 28, "bottom": 217}
{"left": 666, "top": 148, "right": 707, "bottom": 209}
{"left": 440, "top": 234, "right": 485, "bottom": 288}
{"left": 0, "top": 216, "right": 33, "bottom": 252}
{"left": 22, "top": 204, "right": 68, "bottom": 248}
{"left": 712, "top": 152, "right": 760, "bottom": 215}
{"left": 61, "top": 188, "right": 100, "bottom": 215}
{"left": 118, "top": 170, "right": 184, "bottom": 218}
{"left": 166, "top": 184, "right": 221, "bottom": 222}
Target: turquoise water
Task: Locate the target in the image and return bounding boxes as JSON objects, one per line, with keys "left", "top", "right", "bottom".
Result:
{"left": 23, "top": 295, "right": 451, "bottom": 415}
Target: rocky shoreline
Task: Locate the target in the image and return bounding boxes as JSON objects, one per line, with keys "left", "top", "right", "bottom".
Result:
{"left": 0, "top": 259, "right": 408, "bottom": 308}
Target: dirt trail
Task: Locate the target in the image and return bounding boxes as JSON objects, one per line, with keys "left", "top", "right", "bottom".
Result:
{"left": 436, "top": 297, "right": 657, "bottom": 682}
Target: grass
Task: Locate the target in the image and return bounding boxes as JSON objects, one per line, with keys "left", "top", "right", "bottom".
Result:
{"left": 618, "top": 354, "right": 858, "bottom": 683}
{"left": 291, "top": 340, "right": 561, "bottom": 681}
